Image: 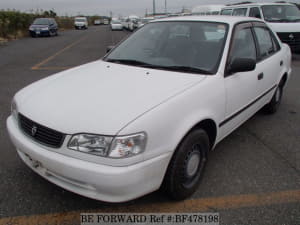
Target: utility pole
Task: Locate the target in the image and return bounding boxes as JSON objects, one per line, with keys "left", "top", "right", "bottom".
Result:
{"left": 165, "top": 0, "right": 167, "bottom": 14}
{"left": 153, "top": 0, "right": 156, "bottom": 16}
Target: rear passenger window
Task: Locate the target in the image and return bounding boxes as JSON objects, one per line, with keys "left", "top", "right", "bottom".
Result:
{"left": 249, "top": 7, "right": 262, "bottom": 18}
{"left": 232, "top": 8, "right": 247, "bottom": 16}
{"left": 254, "top": 27, "right": 278, "bottom": 60}
{"left": 221, "top": 9, "right": 232, "bottom": 15}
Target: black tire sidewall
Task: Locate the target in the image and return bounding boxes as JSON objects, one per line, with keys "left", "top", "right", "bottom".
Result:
{"left": 163, "top": 129, "right": 209, "bottom": 200}
{"left": 264, "top": 84, "right": 283, "bottom": 114}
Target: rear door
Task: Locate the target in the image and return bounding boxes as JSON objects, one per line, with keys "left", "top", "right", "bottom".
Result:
{"left": 252, "top": 22, "right": 282, "bottom": 100}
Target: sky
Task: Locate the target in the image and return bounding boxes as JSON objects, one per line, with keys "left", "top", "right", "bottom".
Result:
{"left": 0, "top": 0, "right": 299, "bottom": 17}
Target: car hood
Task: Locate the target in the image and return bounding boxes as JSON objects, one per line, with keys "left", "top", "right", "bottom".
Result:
{"left": 17, "top": 60, "right": 205, "bottom": 135}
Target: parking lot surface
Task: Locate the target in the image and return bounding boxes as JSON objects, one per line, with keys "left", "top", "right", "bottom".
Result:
{"left": 0, "top": 25, "right": 299, "bottom": 225}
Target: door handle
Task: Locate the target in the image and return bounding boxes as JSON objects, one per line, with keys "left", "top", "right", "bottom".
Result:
{"left": 280, "top": 60, "right": 283, "bottom": 66}
{"left": 258, "top": 73, "right": 264, "bottom": 80}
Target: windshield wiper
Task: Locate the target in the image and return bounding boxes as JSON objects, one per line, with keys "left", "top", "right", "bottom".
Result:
{"left": 106, "top": 58, "right": 153, "bottom": 67}
{"left": 146, "top": 65, "right": 213, "bottom": 75}
{"left": 106, "top": 59, "right": 212, "bottom": 74}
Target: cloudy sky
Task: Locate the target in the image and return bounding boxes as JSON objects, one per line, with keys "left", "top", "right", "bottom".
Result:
{"left": 0, "top": 0, "right": 299, "bottom": 16}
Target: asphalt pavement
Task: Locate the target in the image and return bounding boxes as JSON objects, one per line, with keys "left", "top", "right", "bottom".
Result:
{"left": 0, "top": 25, "right": 299, "bottom": 225}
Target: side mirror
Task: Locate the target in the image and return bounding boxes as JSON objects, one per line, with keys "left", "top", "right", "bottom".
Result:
{"left": 227, "top": 58, "right": 256, "bottom": 75}
{"left": 106, "top": 45, "right": 115, "bottom": 53}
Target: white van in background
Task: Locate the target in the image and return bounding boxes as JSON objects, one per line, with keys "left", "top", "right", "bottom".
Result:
{"left": 221, "top": 3, "right": 300, "bottom": 52}
{"left": 74, "top": 17, "right": 88, "bottom": 29}
{"left": 192, "top": 4, "right": 224, "bottom": 15}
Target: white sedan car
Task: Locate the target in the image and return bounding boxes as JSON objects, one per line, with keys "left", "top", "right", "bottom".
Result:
{"left": 7, "top": 16, "right": 291, "bottom": 202}
{"left": 110, "top": 19, "right": 123, "bottom": 31}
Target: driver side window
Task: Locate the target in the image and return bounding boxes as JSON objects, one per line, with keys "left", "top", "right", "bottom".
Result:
{"left": 230, "top": 27, "right": 257, "bottom": 63}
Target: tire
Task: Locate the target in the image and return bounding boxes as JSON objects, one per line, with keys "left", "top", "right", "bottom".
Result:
{"left": 263, "top": 81, "right": 284, "bottom": 114}
{"left": 162, "top": 129, "right": 209, "bottom": 200}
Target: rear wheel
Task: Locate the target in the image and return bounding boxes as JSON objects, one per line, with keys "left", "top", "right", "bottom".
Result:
{"left": 162, "top": 129, "right": 209, "bottom": 200}
{"left": 263, "top": 81, "right": 284, "bottom": 114}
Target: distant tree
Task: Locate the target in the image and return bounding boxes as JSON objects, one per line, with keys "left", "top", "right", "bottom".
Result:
{"left": 42, "top": 9, "right": 56, "bottom": 18}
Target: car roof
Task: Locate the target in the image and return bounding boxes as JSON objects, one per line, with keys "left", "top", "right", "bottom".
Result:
{"left": 222, "top": 2, "right": 295, "bottom": 9}
{"left": 151, "top": 15, "right": 263, "bottom": 26}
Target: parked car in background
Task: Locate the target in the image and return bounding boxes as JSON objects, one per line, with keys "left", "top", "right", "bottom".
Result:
{"left": 221, "top": 3, "right": 300, "bottom": 52}
{"left": 7, "top": 16, "right": 291, "bottom": 203}
{"left": 74, "top": 17, "right": 88, "bottom": 29}
{"left": 192, "top": 4, "right": 224, "bottom": 15}
{"left": 29, "top": 18, "right": 58, "bottom": 37}
{"left": 103, "top": 19, "right": 109, "bottom": 25}
{"left": 111, "top": 19, "right": 123, "bottom": 30}
{"left": 123, "top": 15, "right": 140, "bottom": 31}
{"left": 94, "top": 19, "right": 101, "bottom": 25}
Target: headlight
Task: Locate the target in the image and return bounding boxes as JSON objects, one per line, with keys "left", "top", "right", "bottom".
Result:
{"left": 11, "top": 99, "right": 18, "bottom": 120}
{"left": 68, "top": 134, "right": 113, "bottom": 156}
{"left": 68, "top": 132, "right": 147, "bottom": 158}
{"left": 109, "top": 133, "right": 147, "bottom": 158}
{"left": 41, "top": 27, "right": 49, "bottom": 31}
{"left": 29, "top": 27, "right": 34, "bottom": 31}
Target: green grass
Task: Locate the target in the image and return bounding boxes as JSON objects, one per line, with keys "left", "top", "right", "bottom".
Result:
{"left": 0, "top": 10, "right": 74, "bottom": 39}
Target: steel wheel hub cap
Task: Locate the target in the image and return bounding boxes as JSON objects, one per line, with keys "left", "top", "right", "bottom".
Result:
{"left": 186, "top": 152, "right": 200, "bottom": 177}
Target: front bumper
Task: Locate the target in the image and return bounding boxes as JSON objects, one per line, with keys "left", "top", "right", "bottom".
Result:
{"left": 111, "top": 25, "right": 123, "bottom": 30}
{"left": 75, "top": 25, "right": 87, "bottom": 29}
{"left": 6, "top": 116, "right": 172, "bottom": 202}
{"left": 29, "top": 30, "right": 50, "bottom": 37}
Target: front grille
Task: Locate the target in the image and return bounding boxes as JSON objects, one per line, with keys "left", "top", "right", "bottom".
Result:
{"left": 19, "top": 114, "right": 65, "bottom": 148}
{"left": 277, "top": 32, "right": 300, "bottom": 50}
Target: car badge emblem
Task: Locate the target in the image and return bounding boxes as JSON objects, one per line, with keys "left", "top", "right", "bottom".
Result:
{"left": 31, "top": 126, "right": 37, "bottom": 136}
{"left": 289, "top": 34, "right": 294, "bottom": 40}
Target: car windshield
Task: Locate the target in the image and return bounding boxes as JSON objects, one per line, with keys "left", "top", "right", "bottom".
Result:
{"left": 104, "top": 21, "right": 228, "bottom": 75}
{"left": 75, "top": 18, "right": 86, "bottom": 22}
{"left": 262, "top": 5, "right": 300, "bottom": 22}
{"left": 112, "top": 20, "right": 121, "bottom": 24}
{"left": 33, "top": 18, "right": 50, "bottom": 25}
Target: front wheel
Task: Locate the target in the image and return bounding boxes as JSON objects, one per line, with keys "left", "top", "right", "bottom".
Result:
{"left": 162, "top": 129, "right": 209, "bottom": 200}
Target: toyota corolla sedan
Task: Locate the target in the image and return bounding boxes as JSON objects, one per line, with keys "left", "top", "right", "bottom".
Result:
{"left": 7, "top": 16, "right": 291, "bottom": 202}
{"left": 29, "top": 18, "right": 58, "bottom": 37}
